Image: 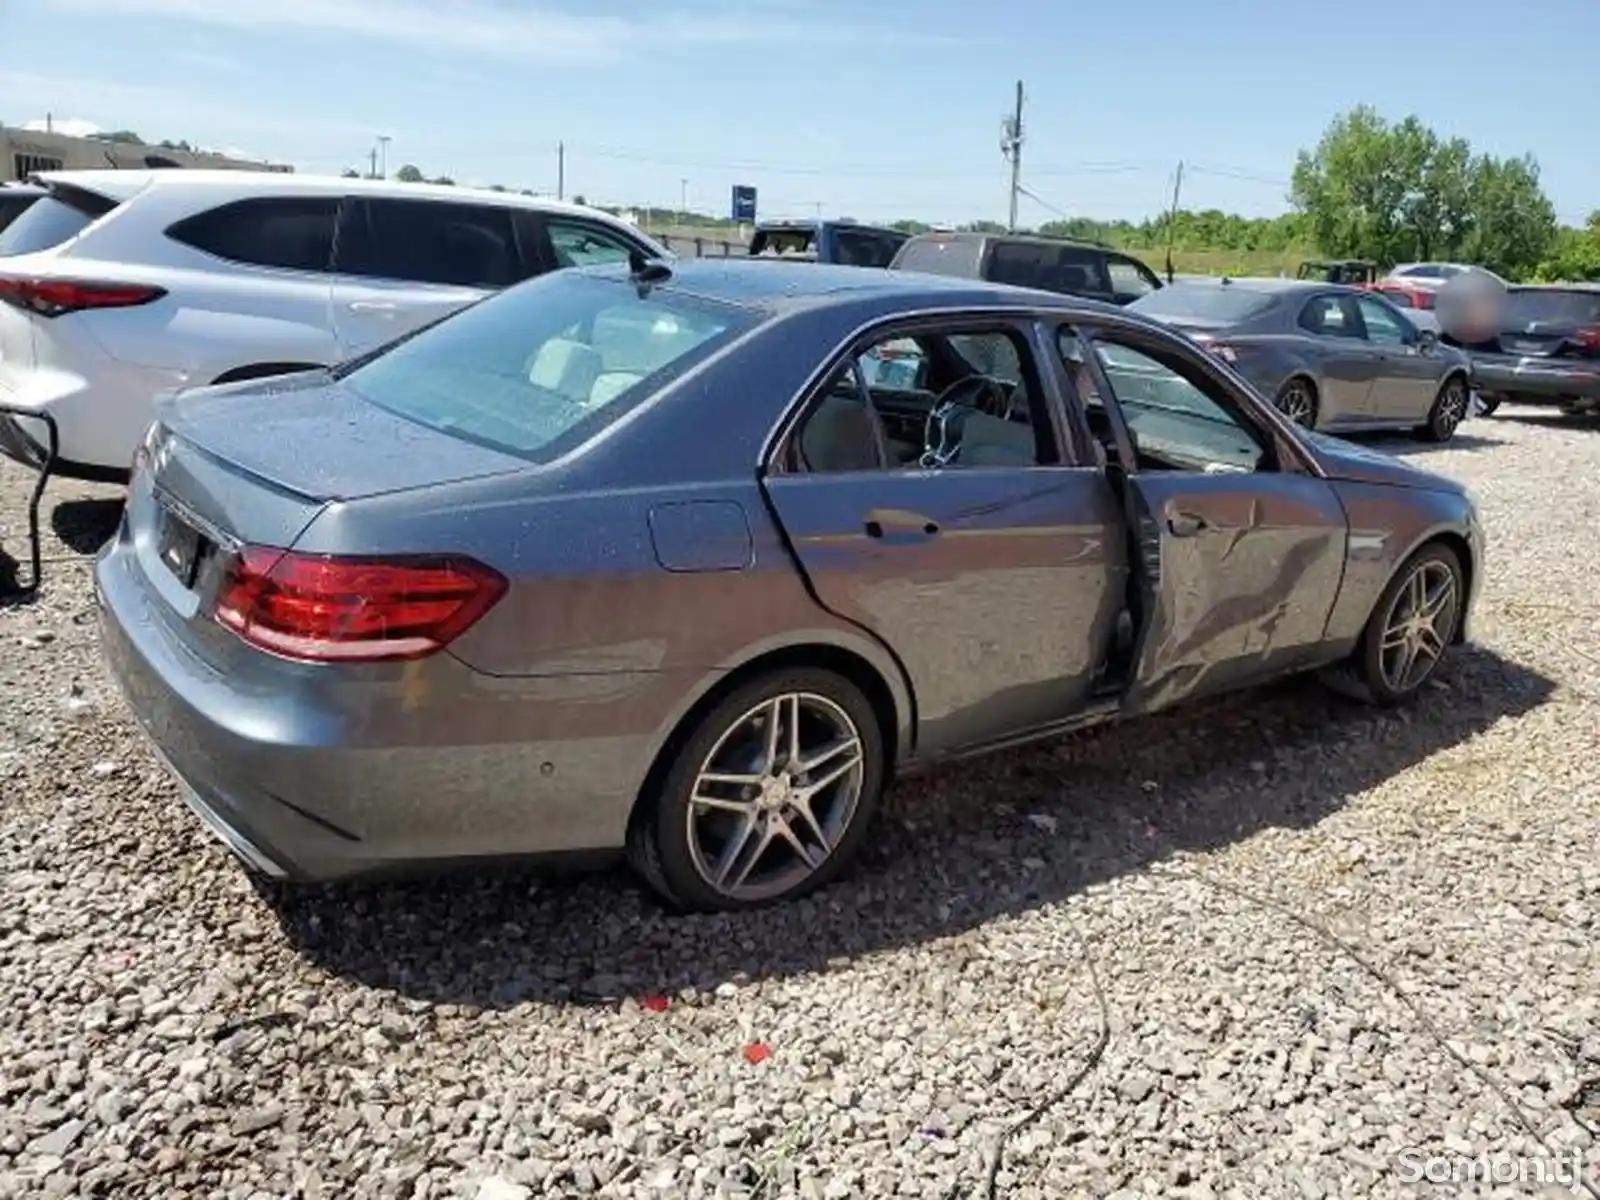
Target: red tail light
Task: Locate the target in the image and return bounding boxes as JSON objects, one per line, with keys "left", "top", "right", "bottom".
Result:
{"left": 1574, "top": 326, "right": 1600, "bottom": 349}
{"left": 0, "top": 274, "right": 166, "bottom": 318}
{"left": 212, "top": 548, "right": 507, "bottom": 663}
{"left": 1415, "top": 290, "right": 1436, "bottom": 310}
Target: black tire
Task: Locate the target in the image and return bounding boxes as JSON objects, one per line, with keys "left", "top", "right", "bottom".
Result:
{"left": 626, "top": 668, "right": 886, "bottom": 912}
{"left": 1321, "top": 542, "right": 1465, "bottom": 706}
{"left": 1274, "top": 376, "right": 1319, "bottom": 428}
{"left": 1418, "top": 374, "right": 1469, "bottom": 442}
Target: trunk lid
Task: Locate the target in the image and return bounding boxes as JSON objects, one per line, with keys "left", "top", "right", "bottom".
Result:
{"left": 155, "top": 369, "right": 533, "bottom": 505}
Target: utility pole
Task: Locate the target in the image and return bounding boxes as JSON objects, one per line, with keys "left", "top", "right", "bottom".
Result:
{"left": 367, "top": 144, "right": 378, "bottom": 180}
{"left": 557, "top": 141, "right": 565, "bottom": 200}
{"left": 680, "top": 178, "right": 688, "bottom": 226}
{"left": 1001, "top": 80, "right": 1025, "bottom": 233}
{"left": 377, "top": 135, "right": 390, "bottom": 179}
{"left": 1164, "top": 161, "right": 1184, "bottom": 283}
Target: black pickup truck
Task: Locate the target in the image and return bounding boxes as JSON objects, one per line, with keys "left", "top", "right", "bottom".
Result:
{"left": 747, "top": 219, "right": 908, "bottom": 267}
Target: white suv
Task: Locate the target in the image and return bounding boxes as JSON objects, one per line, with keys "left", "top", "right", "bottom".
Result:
{"left": 0, "top": 170, "right": 670, "bottom": 480}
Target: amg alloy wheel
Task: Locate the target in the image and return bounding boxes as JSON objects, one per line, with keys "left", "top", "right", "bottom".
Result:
{"left": 1323, "top": 543, "right": 1464, "bottom": 705}
{"left": 629, "top": 669, "right": 885, "bottom": 910}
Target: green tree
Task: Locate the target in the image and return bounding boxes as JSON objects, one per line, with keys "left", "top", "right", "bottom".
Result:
{"left": 1290, "top": 105, "right": 1557, "bottom": 277}
{"left": 891, "top": 219, "right": 932, "bottom": 235}
{"left": 394, "top": 164, "right": 425, "bottom": 183}
{"left": 1459, "top": 154, "right": 1558, "bottom": 279}
{"left": 99, "top": 129, "right": 144, "bottom": 144}
{"left": 430, "top": 175, "right": 455, "bottom": 186}
{"left": 340, "top": 167, "right": 361, "bottom": 179}
{"left": 572, "top": 194, "right": 587, "bottom": 206}
{"left": 1534, "top": 212, "right": 1600, "bottom": 282}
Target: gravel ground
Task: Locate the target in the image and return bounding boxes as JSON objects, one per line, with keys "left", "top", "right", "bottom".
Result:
{"left": 1, "top": 406, "right": 1598, "bottom": 1200}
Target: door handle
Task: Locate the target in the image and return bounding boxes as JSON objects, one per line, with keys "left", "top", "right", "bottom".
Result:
{"left": 1167, "top": 511, "right": 1209, "bottom": 537}
{"left": 347, "top": 300, "right": 398, "bottom": 314}
{"left": 864, "top": 508, "right": 939, "bottom": 538}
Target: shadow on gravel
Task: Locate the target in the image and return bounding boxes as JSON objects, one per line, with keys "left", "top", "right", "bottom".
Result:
{"left": 51, "top": 497, "right": 124, "bottom": 554}
{"left": 1494, "top": 410, "right": 1600, "bottom": 434}
{"left": 258, "top": 645, "right": 1556, "bottom": 1010}
{"left": 1350, "top": 430, "right": 1506, "bottom": 457}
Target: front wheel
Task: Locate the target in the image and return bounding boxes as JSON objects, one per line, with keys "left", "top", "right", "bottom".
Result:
{"left": 1418, "top": 375, "right": 1469, "bottom": 442}
{"left": 1322, "top": 543, "right": 1464, "bottom": 706}
{"left": 627, "top": 669, "right": 886, "bottom": 911}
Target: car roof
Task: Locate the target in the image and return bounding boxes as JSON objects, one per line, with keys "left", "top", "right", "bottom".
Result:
{"left": 900, "top": 229, "right": 1112, "bottom": 252}
{"left": 1160, "top": 276, "right": 1343, "bottom": 297}
{"left": 1509, "top": 281, "right": 1600, "bottom": 293}
{"left": 580, "top": 257, "right": 1132, "bottom": 317}
{"left": 28, "top": 168, "right": 623, "bottom": 219}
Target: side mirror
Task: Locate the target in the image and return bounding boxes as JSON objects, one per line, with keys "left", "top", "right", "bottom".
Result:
{"left": 1418, "top": 328, "right": 1438, "bottom": 350}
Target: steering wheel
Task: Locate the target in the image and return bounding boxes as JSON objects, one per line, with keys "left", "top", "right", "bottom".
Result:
{"left": 921, "top": 376, "right": 1003, "bottom": 467}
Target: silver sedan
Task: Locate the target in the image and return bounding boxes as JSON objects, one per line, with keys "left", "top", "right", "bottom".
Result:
{"left": 1129, "top": 278, "right": 1475, "bottom": 442}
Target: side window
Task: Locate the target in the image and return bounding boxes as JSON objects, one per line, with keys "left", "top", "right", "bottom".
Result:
{"left": 1356, "top": 295, "right": 1412, "bottom": 346}
{"left": 1298, "top": 294, "right": 1359, "bottom": 339}
{"left": 546, "top": 219, "right": 637, "bottom": 269}
{"left": 168, "top": 197, "right": 339, "bottom": 273}
{"left": 793, "top": 327, "right": 1054, "bottom": 473}
{"left": 337, "top": 198, "right": 521, "bottom": 288}
{"left": 986, "top": 241, "right": 1053, "bottom": 289}
{"left": 1052, "top": 248, "right": 1112, "bottom": 296}
{"left": 1083, "top": 334, "right": 1270, "bottom": 474}
{"left": 1106, "top": 255, "right": 1160, "bottom": 298}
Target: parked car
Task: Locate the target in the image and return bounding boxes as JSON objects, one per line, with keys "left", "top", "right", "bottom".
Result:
{"left": 747, "top": 219, "right": 907, "bottom": 267}
{"left": 1366, "top": 279, "right": 1440, "bottom": 316}
{"left": 1385, "top": 262, "right": 1507, "bottom": 291}
{"left": 0, "top": 182, "right": 43, "bottom": 235}
{"left": 1129, "top": 278, "right": 1474, "bottom": 441}
{"left": 889, "top": 230, "right": 1164, "bottom": 306}
{"left": 0, "top": 169, "right": 669, "bottom": 482}
{"left": 98, "top": 259, "right": 1483, "bottom": 910}
{"left": 1445, "top": 283, "right": 1600, "bottom": 416}
{"left": 1296, "top": 259, "right": 1379, "bottom": 285}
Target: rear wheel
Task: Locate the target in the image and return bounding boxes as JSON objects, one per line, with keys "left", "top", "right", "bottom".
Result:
{"left": 1418, "top": 375, "right": 1469, "bottom": 442}
{"left": 627, "top": 668, "right": 885, "bottom": 911}
{"left": 1275, "top": 376, "right": 1319, "bottom": 428}
{"left": 1321, "top": 543, "right": 1464, "bottom": 706}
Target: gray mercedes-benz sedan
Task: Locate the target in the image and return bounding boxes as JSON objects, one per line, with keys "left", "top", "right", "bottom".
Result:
{"left": 97, "top": 258, "right": 1485, "bottom": 911}
{"left": 1129, "top": 278, "right": 1475, "bottom": 441}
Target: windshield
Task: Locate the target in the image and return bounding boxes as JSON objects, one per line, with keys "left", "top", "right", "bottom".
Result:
{"left": 0, "top": 185, "right": 118, "bottom": 256}
{"left": 1504, "top": 288, "right": 1600, "bottom": 326}
{"left": 1128, "top": 285, "right": 1278, "bottom": 326}
{"left": 339, "top": 272, "right": 757, "bottom": 462}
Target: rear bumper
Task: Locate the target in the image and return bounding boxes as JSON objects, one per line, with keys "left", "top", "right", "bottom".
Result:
{"left": 1466, "top": 354, "right": 1600, "bottom": 402}
{"left": 94, "top": 531, "right": 666, "bottom": 882}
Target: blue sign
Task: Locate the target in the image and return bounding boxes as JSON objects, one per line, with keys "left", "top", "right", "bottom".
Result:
{"left": 731, "top": 185, "right": 757, "bottom": 223}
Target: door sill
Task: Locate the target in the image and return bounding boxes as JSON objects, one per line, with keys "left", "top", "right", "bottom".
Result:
{"left": 900, "top": 697, "right": 1124, "bottom": 775}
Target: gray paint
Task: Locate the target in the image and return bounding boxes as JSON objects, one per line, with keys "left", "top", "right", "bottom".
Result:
{"left": 1129, "top": 280, "right": 1475, "bottom": 433}
{"left": 95, "top": 260, "right": 1484, "bottom": 883}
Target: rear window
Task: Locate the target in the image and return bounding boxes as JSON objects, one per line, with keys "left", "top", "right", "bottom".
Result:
{"left": 0, "top": 184, "right": 118, "bottom": 256}
{"left": 750, "top": 228, "right": 816, "bottom": 257}
{"left": 890, "top": 236, "right": 983, "bottom": 278}
{"left": 1129, "top": 285, "right": 1279, "bottom": 325}
{"left": 338, "top": 272, "right": 757, "bottom": 461}
{"left": 1504, "top": 288, "right": 1600, "bottom": 325}
{"left": 169, "top": 196, "right": 339, "bottom": 273}
{"left": 987, "top": 242, "right": 1111, "bottom": 294}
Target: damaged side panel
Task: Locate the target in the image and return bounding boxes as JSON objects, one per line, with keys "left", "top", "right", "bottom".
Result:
{"left": 1121, "top": 471, "right": 1349, "bottom": 713}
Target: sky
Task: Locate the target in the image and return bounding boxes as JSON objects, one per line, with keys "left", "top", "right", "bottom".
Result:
{"left": 4, "top": 0, "right": 1599, "bottom": 228}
